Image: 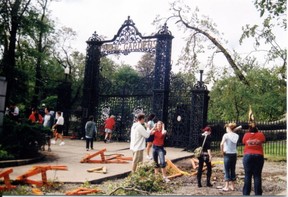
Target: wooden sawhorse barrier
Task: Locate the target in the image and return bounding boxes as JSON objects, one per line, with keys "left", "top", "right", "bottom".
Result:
{"left": 80, "top": 148, "right": 132, "bottom": 164}
{"left": 65, "top": 187, "right": 101, "bottom": 195}
{"left": 16, "top": 165, "right": 68, "bottom": 186}
{"left": 0, "top": 168, "right": 16, "bottom": 191}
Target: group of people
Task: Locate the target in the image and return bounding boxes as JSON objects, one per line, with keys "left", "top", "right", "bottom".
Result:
{"left": 28, "top": 106, "right": 66, "bottom": 149}
{"left": 199, "top": 122, "right": 266, "bottom": 195}
{"left": 96, "top": 112, "right": 266, "bottom": 194}
{"left": 129, "top": 113, "right": 170, "bottom": 183}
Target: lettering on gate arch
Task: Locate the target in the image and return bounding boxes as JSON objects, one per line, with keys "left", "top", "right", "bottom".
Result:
{"left": 101, "top": 16, "right": 157, "bottom": 55}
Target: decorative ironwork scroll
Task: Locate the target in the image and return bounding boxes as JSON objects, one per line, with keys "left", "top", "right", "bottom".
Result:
{"left": 101, "top": 16, "right": 157, "bottom": 55}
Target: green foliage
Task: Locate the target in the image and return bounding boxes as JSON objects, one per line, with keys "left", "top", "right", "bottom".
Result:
{"left": 1, "top": 185, "right": 32, "bottom": 195}
{"left": 0, "top": 117, "right": 49, "bottom": 159}
{"left": 107, "top": 162, "right": 170, "bottom": 195}
{"left": 208, "top": 67, "right": 286, "bottom": 121}
{"left": 0, "top": 145, "right": 15, "bottom": 160}
{"left": 40, "top": 96, "right": 58, "bottom": 109}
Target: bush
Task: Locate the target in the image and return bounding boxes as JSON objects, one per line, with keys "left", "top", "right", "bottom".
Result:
{"left": 0, "top": 117, "right": 50, "bottom": 159}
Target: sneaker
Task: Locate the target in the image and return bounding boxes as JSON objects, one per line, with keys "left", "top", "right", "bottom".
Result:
{"left": 104, "top": 139, "right": 107, "bottom": 143}
{"left": 51, "top": 140, "right": 56, "bottom": 144}
{"left": 59, "top": 141, "right": 65, "bottom": 146}
{"left": 163, "top": 177, "right": 170, "bottom": 183}
{"left": 86, "top": 149, "right": 89, "bottom": 151}
{"left": 146, "top": 155, "right": 152, "bottom": 160}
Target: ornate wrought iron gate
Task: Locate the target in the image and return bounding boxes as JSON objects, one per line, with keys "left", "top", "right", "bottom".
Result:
{"left": 81, "top": 16, "right": 173, "bottom": 141}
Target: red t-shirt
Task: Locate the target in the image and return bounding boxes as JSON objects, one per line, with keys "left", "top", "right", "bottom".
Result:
{"left": 105, "top": 117, "right": 115, "bottom": 130}
{"left": 153, "top": 130, "right": 165, "bottom": 146}
{"left": 242, "top": 132, "right": 266, "bottom": 155}
{"left": 28, "top": 113, "right": 43, "bottom": 124}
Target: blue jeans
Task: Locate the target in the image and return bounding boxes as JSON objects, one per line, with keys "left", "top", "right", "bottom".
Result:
{"left": 224, "top": 153, "right": 237, "bottom": 181}
{"left": 152, "top": 145, "right": 166, "bottom": 168}
{"left": 243, "top": 154, "right": 264, "bottom": 195}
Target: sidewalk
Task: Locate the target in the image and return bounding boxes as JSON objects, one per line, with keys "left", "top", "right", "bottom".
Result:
{"left": 3, "top": 139, "right": 193, "bottom": 184}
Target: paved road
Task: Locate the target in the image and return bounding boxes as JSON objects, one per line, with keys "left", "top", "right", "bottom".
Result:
{"left": 3, "top": 139, "right": 193, "bottom": 184}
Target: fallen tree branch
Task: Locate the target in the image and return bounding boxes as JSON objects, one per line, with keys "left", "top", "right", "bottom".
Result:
{"left": 109, "top": 186, "right": 149, "bottom": 195}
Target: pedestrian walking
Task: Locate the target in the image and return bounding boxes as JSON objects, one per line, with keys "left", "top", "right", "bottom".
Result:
{"left": 85, "top": 115, "right": 97, "bottom": 151}
{"left": 104, "top": 115, "right": 115, "bottom": 143}
{"left": 51, "top": 111, "right": 65, "bottom": 146}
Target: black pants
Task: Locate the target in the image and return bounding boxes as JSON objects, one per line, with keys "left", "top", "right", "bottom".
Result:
{"left": 197, "top": 154, "right": 212, "bottom": 183}
{"left": 86, "top": 138, "right": 93, "bottom": 149}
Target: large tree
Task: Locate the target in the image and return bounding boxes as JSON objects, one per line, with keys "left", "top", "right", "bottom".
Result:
{"left": 240, "top": 0, "right": 287, "bottom": 80}
{"left": 154, "top": 1, "right": 250, "bottom": 86}
{"left": 0, "top": 0, "right": 33, "bottom": 104}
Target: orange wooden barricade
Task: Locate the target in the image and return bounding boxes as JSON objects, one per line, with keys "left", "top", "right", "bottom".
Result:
{"left": 65, "top": 187, "right": 101, "bottom": 195}
{"left": 16, "top": 165, "right": 68, "bottom": 186}
{"left": 0, "top": 168, "right": 16, "bottom": 191}
{"left": 80, "top": 148, "right": 132, "bottom": 164}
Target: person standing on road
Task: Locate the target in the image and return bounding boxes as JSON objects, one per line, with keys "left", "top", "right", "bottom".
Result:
{"left": 130, "top": 113, "right": 151, "bottom": 173}
{"left": 145, "top": 113, "right": 156, "bottom": 160}
{"left": 220, "top": 122, "right": 241, "bottom": 191}
{"left": 85, "top": 115, "right": 97, "bottom": 151}
{"left": 242, "top": 122, "right": 266, "bottom": 195}
{"left": 150, "top": 120, "right": 170, "bottom": 183}
{"left": 197, "top": 126, "right": 213, "bottom": 188}
{"left": 104, "top": 115, "right": 115, "bottom": 143}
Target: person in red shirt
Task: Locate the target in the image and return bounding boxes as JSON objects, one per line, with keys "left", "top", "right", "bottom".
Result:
{"left": 104, "top": 115, "right": 115, "bottom": 143}
{"left": 28, "top": 108, "right": 43, "bottom": 124}
{"left": 242, "top": 122, "right": 266, "bottom": 195}
{"left": 150, "top": 121, "right": 170, "bottom": 183}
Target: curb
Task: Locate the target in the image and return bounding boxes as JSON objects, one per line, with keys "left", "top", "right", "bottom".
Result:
{"left": 0, "top": 155, "right": 45, "bottom": 168}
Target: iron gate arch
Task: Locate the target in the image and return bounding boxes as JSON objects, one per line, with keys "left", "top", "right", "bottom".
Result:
{"left": 81, "top": 16, "right": 174, "bottom": 141}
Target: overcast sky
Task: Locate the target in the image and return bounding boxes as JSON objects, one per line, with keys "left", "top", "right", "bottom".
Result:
{"left": 49, "top": 0, "right": 286, "bottom": 71}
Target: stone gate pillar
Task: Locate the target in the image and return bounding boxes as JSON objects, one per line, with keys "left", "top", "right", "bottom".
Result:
{"left": 81, "top": 32, "right": 102, "bottom": 137}
{"left": 188, "top": 71, "right": 210, "bottom": 150}
{"left": 153, "top": 24, "right": 173, "bottom": 123}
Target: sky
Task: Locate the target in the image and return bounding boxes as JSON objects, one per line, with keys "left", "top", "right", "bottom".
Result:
{"left": 49, "top": 0, "right": 286, "bottom": 73}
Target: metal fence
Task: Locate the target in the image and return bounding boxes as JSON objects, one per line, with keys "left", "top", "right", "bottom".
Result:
{"left": 208, "top": 120, "right": 287, "bottom": 156}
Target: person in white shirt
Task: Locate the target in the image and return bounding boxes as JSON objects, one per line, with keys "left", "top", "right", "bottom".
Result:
{"left": 51, "top": 111, "right": 65, "bottom": 146}
{"left": 220, "top": 122, "right": 242, "bottom": 191}
{"left": 130, "top": 113, "right": 151, "bottom": 172}
{"left": 42, "top": 107, "right": 53, "bottom": 151}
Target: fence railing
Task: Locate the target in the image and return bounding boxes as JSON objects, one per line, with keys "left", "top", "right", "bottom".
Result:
{"left": 208, "top": 120, "right": 287, "bottom": 157}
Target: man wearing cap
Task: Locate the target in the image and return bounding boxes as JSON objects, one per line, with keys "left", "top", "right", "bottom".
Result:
{"left": 197, "top": 126, "right": 213, "bottom": 188}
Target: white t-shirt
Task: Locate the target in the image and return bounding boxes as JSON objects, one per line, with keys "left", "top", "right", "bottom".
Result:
{"left": 43, "top": 114, "right": 51, "bottom": 127}
{"left": 56, "top": 116, "right": 64, "bottom": 125}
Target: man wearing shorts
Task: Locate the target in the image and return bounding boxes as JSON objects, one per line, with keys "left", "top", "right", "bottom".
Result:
{"left": 104, "top": 115, "right": 115, "bottom": 143}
